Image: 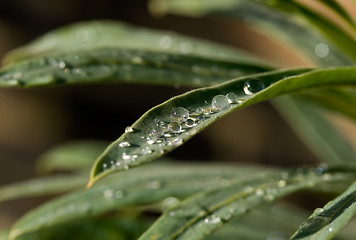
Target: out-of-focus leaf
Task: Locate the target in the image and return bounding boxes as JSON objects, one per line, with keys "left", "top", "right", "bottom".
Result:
{"left": 15, "top": 215, "right": 151, "bottom": 240}
{"left": 3, "top": 20, "right": 265, "bottom": 65}
{"left": 138, "top": 167, "right": 356, "bottom": 240}
{"left": 88, "top": 66, "right": 356, "bottom": 185}
{"left": 149, "top": 0, "right": 353, "bottom": 65}
{"left": 316, "top": 0, "right": 356, "bottom": 28}
{"left": 36, "top": 140, "right": 109, "bottom": 174}
{"left": 291, "top": 180, "right": 356, "bottom": 240}
{"left": 0, "top": 230, "right": 8, "bottom": 240}
{"left": 272, "top": 96, "right": 356, "bottom": 165}
{"left": 0, "top": 174, "right": 87, "bottom": 204}
{"left": 9, "top": 162, "right": 267, "bottom": 240}
{"left": 0, "top": 48, "right": 270, "bottom": 88}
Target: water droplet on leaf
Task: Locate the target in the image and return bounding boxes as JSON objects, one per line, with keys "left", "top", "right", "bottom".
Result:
{"left": 119, "top": 142, "right": 131, "bottom": 148}
{"left": 168, "top": 122, "right": 182, "bottom": 133}
{"left": 172, "top": 107, "right": 189, "bottom": 122}
{"left": 211, "top": 95, "right": 230, "bottom": 110}
{"left": 243, "top": 78, "right": 265, "bottom": 95}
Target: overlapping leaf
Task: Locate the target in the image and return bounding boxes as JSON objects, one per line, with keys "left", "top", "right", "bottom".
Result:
{"left": 139, "top": 167, "right": 356, "bottom": 240}
{"left": 88, "top": 66, "right": 356, "bottom": 185}
{"left": 9, "top": 162, "right": 266, "bottom": 240}
{"left": 291, "top": 180, "right": 356, "bottom": 240}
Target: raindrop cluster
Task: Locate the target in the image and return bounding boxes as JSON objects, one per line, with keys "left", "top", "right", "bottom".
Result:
{"left": 102, "top": 78, "right": 266, "bottom": 171}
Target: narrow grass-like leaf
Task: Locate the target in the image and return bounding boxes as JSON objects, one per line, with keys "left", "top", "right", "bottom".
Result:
{"left": 0, "top": 230, "right": 9, "bottom": 240}
{"left": 0, "top": 174, "right": 87, "bottom": 204}
{"left": 291, "top": 180, "right": 356, "bottom": 240}
{"left": 3, "top": 20, "right": 264, "bottom": 65}
{"left": 302, "top": 89, "right": 356, "bottom": 121}
{"left": 0, "top": 48, "right": 270, "bottom": 88}
{"left": 88, "top": 66, "right": 356, "bottom": 185}
{"left": 272, "top": 96, "right": 356, "bottom": 165}
{"left": 316, "top": 0, "right": 356, "bottom": 28}
{"left": 36, "top": 140, "right": 108, "bottom": 174}
{"left": 207, "top": 203, "right": 310, "bottom": 240}
{"left": 9, "top": 163, "right": 266, "bottom": 240}
{"left": 149, "top": 0, "right": 353, "bottom": 65}
{"left": 139, "top": 167, "right": 356, "bottom": 240}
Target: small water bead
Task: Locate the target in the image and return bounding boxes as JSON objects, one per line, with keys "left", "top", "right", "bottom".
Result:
{"left": 185, "top": 118, "right": 195, "bottom": 127}
{"left": 315, "top": 43, "right": 329, "bottom": 58}
{"left": 125, "top": 126, "right": 134, "bottom": 133}
{"left": 147, "top": 134, "right": 157, "bottom": 144}
{"left": 226, "top": 92, "right": 239, "bottom": 104}
{"left": 278, "top": 180, "right": 286, "bottom": 187}
{"left": 159, "top": 35, "right": 173, "bottom": 49}
{"left": 152, "top": 126, "right": 165, "bottom": 137}
{"left": 313, "top": 208, "right": 324, "bottom": 215}
{"left": 119, "top": 142, "right": 131, "bottom": 148}
{"left": 161, "top": 197, "right": 180, "bottom": 212}
{"left": 103, "top": 189, "right": 115, "bottom": 199}
{"left": 168, "top": 122, "right": 182, "bottom": 133}
{"left": 255, "top": 188, "right": 264, "bottom": 196}
{"left": 146, "top": 180, "right": 162, "bottom": 189}
{"left": 122, "top": 152, "right": 132, "bottom": 161}
{"left": 211, "top": 95, "right": 230, "bottom": 110}
{"left": 243, "top": 78, "right": 265, "bottom": 95}
{"left": 172, "top": 107, "right": 189, "bottom": 122}
{"left": 115, "top": 190, "right": 124, "bottom": 199}
{"left": 142, "top": 147, "right": 152, "bottom": 154}
{"left": 196, "top": 107, "right": 204, "bottom": 115}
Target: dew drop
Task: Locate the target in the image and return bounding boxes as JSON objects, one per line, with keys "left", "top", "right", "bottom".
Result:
{"left": 243, "top": 78, "right": 265, "bottom": 95}
{"left": 278, "top": 180, "right": 286, "bottom": 187}
{"left": 159, "top": 35, "right": 172, "bottom": 49}
{"left": 103, "top": 189, "right": 114, "bottom": 199}
{"left": 147, "top": 134, "right": 157, "bottom": 144}
{"left": 226, "top": 92, "right": 239, "bottom": 103}
{"left": 161, "top": 197, "right": 180, "bottom": 212}
{"left": 119, "top": 142, "right": 131, "bottom": 148}
{"left": 255, "top": 188, "right": 264, "bottom": 196}
{"left": 313, "top": 208, "right": 324, "bottom": 215}
{"left": 185, "top": 118, "right": 195, "bottom": 127}
{"left": 147, "top": 180, "right": 162, "bottom": 189}
{"left": 168, "top": 122, "right": 182, "bottom": 133}
{"left": 122, "top": 152, "right": 132, "bottom": 161}
{"left": 328, "top": 227, "right": 333, "bottom": 232}
{"left": 172, "top": 107, "right": 189, "bottom": 122}
{"left": 142, "top": 147, "right": 152, "bottom": 154}
{"left": 211, "top": 95, "right": 230, "bottom": 110}
{"left": 125, "top": 126, "right": 134, "bottom": 133}
{"left": 196, "top": 107, "right": 204, "bottom": 115}
{"left": 115, "top": 190, "right": 124, "bottom": 199}
{"left": 152, "top": 126, "right": 165, "bottom": 137}
{"left": 131, "top": 56, "right": 144, "bottom": 64}
{"left": 315, "top": 43, "right": 329, "bottom": 58}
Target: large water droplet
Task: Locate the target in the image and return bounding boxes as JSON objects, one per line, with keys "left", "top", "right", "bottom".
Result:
{"left": 147, "top": 134, "right": 157, "bottom": 144}
{"left": 172, "top": 107, "right": 189, "bottom": 122}
{"left": 168, "top": 122, "right": 182, "bottom": 133}
{"left": 115, "top": 190, "right": 124, "bottom": 199}
{"left": 243, "top": 78, "right": 265, "bottom": 95}
{"left": 211, "top": 95, "right": 230, "bottom": 110}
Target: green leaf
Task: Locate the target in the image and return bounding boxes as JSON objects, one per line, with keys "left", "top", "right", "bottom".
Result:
{"left": 0, "top": 230, "right": 9, "bottom": 240}
{"left": 291, "top": 180, "right": 356, "bottom": 240}
{"left": 88, "top": 66, "right": 356, "bottom": 185}
{"left": 208, "top": 203, "right": 310, "bottom": 240}
{"left": 0, "top": 174, "right": 87, "bottom": 204}
{"left": 149, "top": 0, "right": 353, "bottom": 66}
{"left": 316, "top": 0, "right": 356, "bottom": 28}
{"left": 138, "top": 167, "right": 356, "bottom": 240}
{"left": 36, "top": 140, "right": 109, "bottom": 174}
{"left": 9, "top": 162, "right": 266, "bottom": 240}
{"left": 3, "top": 20, "right": 264, "bottom": 65}
{"left": 0, "top": 48, "right": 270, "bottom": 88}
{"left": 272, "top": 96, "right": 356, "bottom": 165}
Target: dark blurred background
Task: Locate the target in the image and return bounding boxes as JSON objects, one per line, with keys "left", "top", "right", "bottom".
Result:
{"left": 2, "top": 0, "right": 355, "bottom": 228}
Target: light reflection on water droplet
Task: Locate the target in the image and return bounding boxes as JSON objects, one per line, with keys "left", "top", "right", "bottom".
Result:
{"left": 185, "top": 118, "right": 195, "bottom": 127}
{"left": 115, "top": 190, "right": 124, "bottom": 199}
{"left": 172, "top": 107, "right": 189, "bottom": 122}
{"left": 161, "top": 197, "right": 180, "bottom": 212}
{"left": 159, "top": 36, "right": 172, "bottom": 49}
{"left": 244, "top": 78, "right": 265, "bottom": 95}
{"left": 103, "top": 189, "right": 114, "bottom": 199}
{"left": 211, "top": 95, "right": 230, "bottom": 110}
{"left": 125, "top": 126, "right": 134, "bottom": 133}
{"left": 119, "top": 142, "right": 131, "bottom": 148}
{"left": 168, "top": 122, "right": 182, "bottom": 133}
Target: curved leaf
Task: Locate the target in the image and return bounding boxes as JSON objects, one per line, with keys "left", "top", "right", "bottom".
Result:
{"left": 88, "top": 66, "right": 356, "bottom": 186}
{"left": 0, "top": 174, "right": 87, "bottom": 204}
{"left": 3, "top": 20, "right": 264, "bottom": 65}
{"left": 0, "top": 48, "right": 270, "bottom": 88}
{"left": 272, "top": 96, "right": 356, "bottom": 165}
{"left": 139, "top": 167, "right": 356, "bottom": 240}
{"left": 291, "top": 180, "right": 356, "bottom": 240}
{"left": 9, "top": 163, "right": 266, "bottom": 240}
{"left": 149, "top": 0, "right": 353, "bottom": 65}
{"left": 36, "top": 140, "right": 109, "bottom": 174}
